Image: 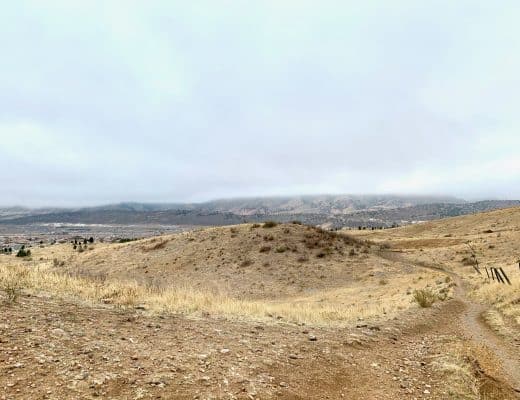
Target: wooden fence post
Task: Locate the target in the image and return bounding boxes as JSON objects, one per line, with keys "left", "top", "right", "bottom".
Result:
{"left": 494, "top": 268, "right": 505, "bottom": 284}
{"left": 499, "top": 267, "right": 511, "bottom": 285}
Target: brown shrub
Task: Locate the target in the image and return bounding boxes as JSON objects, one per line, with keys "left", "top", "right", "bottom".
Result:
{"left": 142, "top": 239, "right": 169, "bottom": 252}
{"left": 413, "top": 289, "right": 437, "bottom": 308}
{"left": 240, "top": 259, "right": 253, "bottom": 267}
{"left": 259, "top": 245, "right": 271, "bottom": 253}
{"left": 461, "top": 256, "right": 475, "bottom": 266}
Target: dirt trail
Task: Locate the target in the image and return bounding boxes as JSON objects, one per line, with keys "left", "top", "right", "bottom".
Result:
{"left": 382, "top": 251, "right": 520, "bottom": 394}
{"left": 456, "top": 278, "right": 520, "bottom": 392}
{"left": 1, "top": 249, "right": 519, "bottom": 399}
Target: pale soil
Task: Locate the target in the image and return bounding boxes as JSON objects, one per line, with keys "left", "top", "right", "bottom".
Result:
{"left": 1, "top": 209, "right": 520, "bottom": 399}
{"left": 0, "top": 288, "right": 504, "bottom": 400}
{"left": 381, "top": 251, "right": 520, "bottom": 396}
{"left": 1, "top": 256, "right": 518, "bottom": 399}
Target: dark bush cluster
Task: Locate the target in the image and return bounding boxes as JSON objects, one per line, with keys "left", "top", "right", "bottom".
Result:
{"left": 16, "top": 245, "right": 31, "bottom": 257}
{"left": 118, "top": 238, "right": 136, "bottom": 243}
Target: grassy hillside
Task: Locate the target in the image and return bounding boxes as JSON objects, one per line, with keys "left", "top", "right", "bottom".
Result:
{"left": 0, "top": 222, "right": 449, "bottom": 326}
{"left": 352, "top": 206, "right": 520, "bottom": 330}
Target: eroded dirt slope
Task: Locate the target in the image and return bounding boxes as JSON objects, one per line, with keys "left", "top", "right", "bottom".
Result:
{"left": 5, "top": 290, "right": 517, "bottom": 400}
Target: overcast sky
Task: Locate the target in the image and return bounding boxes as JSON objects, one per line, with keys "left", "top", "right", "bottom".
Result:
{"left": 1, "top": 1, "right": 519, "bottom": 207}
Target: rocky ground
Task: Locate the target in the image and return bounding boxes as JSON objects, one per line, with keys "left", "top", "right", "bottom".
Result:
{"left": 1, "top": 280, "right": 518, "bottom": 399}
{"left": 2, "top": 208, "right": 520, "bottom": 399}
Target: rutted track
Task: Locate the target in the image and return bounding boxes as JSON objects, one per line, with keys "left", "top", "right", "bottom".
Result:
{"left": 381, "top": 250, "right": 520, "bottom": 395}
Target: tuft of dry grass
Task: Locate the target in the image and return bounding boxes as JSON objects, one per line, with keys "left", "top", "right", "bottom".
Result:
{"left": 412, "top": 288, "right": 437, "bottom": 308}
{"left": 0, "top": 266, "right": 28, "bottom": 303}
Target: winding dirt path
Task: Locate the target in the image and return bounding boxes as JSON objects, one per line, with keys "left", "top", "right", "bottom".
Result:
{"left": 456, "top": 278, "right": 520, "bottom": 393}
{"left": 382, "top": 251, "right": 520, "bottom": 395}
{"left": 1, "top": 249, "right": 518, "bottom": 399}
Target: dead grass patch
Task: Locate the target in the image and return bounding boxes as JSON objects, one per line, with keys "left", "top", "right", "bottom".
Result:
{"left": 0, "top": 263, "right": 435, "bottom": 327}
{"left": 141, "top": 239, "right": 169, "bottom": 252}
{"left": 431, "top": 339, "right": 479, "bottom": 399}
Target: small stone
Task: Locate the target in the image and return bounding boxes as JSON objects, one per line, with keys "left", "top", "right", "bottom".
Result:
{"left": 51, "top": 328, "right": 67, "bottom": 338}
{"left": 74, "top": 372, "right": 88, "bottom": 380}
{"left": 308, "top": 334, "right": 317, "bottom": 341}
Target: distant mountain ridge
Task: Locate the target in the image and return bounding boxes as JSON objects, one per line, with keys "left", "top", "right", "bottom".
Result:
{"left": 198, "top": 194, "right": 464, "bottom": 215}
{"left": 0, "top": 195, "right": 518, "bottom": 228}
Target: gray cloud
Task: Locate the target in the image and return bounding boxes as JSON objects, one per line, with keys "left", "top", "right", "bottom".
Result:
{"left": 0, "top": 1, "right": 519, "bottom": 206}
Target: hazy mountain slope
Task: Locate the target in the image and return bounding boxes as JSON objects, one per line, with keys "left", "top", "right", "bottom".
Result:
{"left": 1, "top": 196, "right": 518, "bottom": 228}
{"left": 200, "top": 194, "right": 464, "bottom": 215}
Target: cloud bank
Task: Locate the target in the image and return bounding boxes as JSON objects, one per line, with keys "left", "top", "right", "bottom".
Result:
{"left": 0, "top": 1, "right": 519, "bottom": 206}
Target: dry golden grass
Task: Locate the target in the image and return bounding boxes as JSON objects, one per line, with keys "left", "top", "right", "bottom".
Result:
{"left": 350, "top": 206, "right": 520, "bottom": 333}
{"left": 472, "top": 278, "right": 520, "bottom": 326}
{"left": 431, "top": 339, "right": 479, "bottom": 399}
{"left": 412, "top": 288, "right": 438, "bottom": 307}
{"left": 0, "top": 263, "right": 381, "bottom": 326}
{"left": 0, "top": 258, "right": 446, "bottom": 327}
{"left": 0, "top": 221, "right": 456, "bottom": 327}
{"left": 52, "top": 223, "right": 378, "bottom": 301}
{"left": 2, "top": 223, "right": 440, "bottom": 295}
